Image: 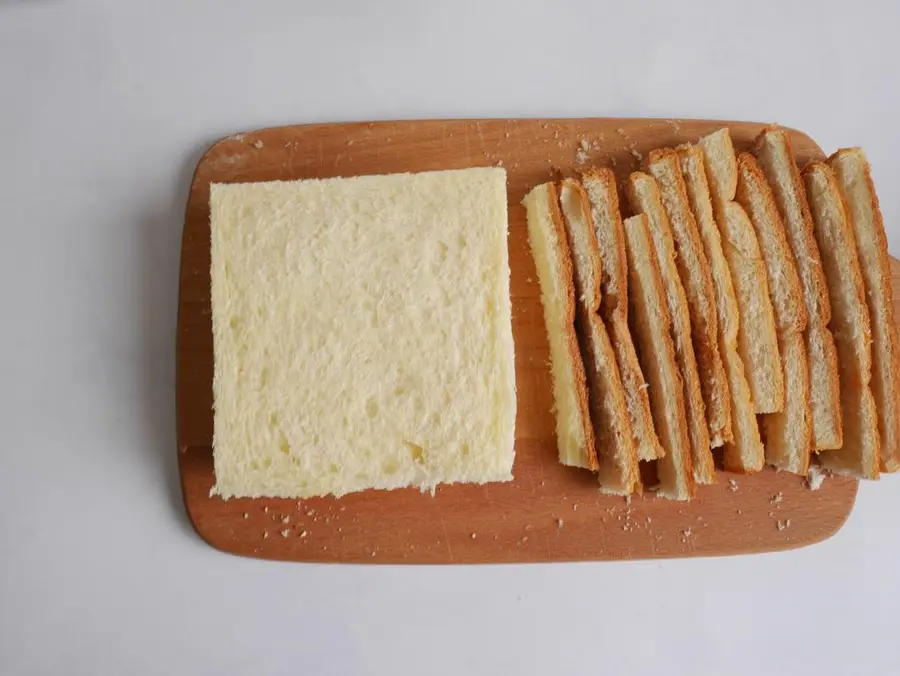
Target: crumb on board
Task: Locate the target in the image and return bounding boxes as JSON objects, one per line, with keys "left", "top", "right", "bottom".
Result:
{"left": 282, "top": 516, "right": 290, "bottom": 524}
{"left": 806, "top": 465, "right": 826, "bottom": 490}
{"left": 682, "top": 527, "right": 692, "bottom": 540}
{"left": 573, "top": 504, "right": 578, "bottom": 512}
{"left": 243, "top": 513, "right": 249, "bottom": 519}
{"left": 281, "top": 529, "right": 290, "bottom": 538}
{"left": 771, "top": 493, "right": 783, "bottom": 504}
{"left": 263, "top": 530, "right": 269, "bottom": 539}
{"left": 264, "top": 507, "right": 269, "bottom": 513}
{"left": 253, "top": 140, "right": 264, "bottom": 149}
{"left": 625, "top": 494, "right": 632, "bottom": 505}
{"left": 777, "top": 519, "right": 791, "bottom": 531}
{"left": 471, "top": 533, "right": 477, "bottom": 540}
{"left": 300, "top": 530, "right": 308, "bottom": 538}
{"left": 556, "top": 518, "right": 564, "bottom": 530}
{"left": 728, "top": 478, "right": 739, "bottom": 491}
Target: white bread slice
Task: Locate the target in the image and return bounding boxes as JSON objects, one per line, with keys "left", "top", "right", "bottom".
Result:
{"left": 622, "top": 214, "right": 695, "bottom": 500}
{"left": 735, "top": 152, "right": 812, "bottom": 473}
{"left": 828, "top": 148, "right": 900, "bottom": 472}
{"left": 558, "top": 179, "right": 640, "bottom": 494}
{"left": 677, "top": 144, "right": 765, "bottom": 473}
{"left": 626, "top": 173, "right": 713, "bottom": 485}
{"left": 700, "top": 129, "right": 784, "bottom": 414}
{"left": 754, "top": 126, "right": 842, "bottom": 450}
{"left": 210, "top": 169, "right": 516, "bottom": 499}
{"left": 803, "top": 163, "right": 880, "bottom": 479}
{"left": 647, "top": 149, "right": 732, "bottom": 449}
{"left": 523, "top": 182, "right": 598, "bottom": 471}
{"left": 581, "top": 168, "right": 664, "bottom": 462}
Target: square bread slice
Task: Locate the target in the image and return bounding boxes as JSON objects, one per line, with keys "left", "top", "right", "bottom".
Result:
{"left": 523, "top": 182, "right": 598, "bottom": 471}
{"left": 622, "top": 214, "right": 695, "bottom": 500}
{"left": 700, "top": 129, "right": 784, "bottom": 415}
{"left": 627, "top": 172, "right": 713, "bottom": 484}
{"left": 210, "top": 168, "right": 516, "bottom": 499}
{"left": 581, "top": 168, "right": 664, "bottom": 462}
{"left": 754, "top": 125, "right": 842, "bottom": 450}
{"left": 559, "top": 179, "right": 640, "bottom": 494}
{"left": 677, "top": 144, "right": 764, "bottom": 473}
{"left": 803, "top": 162, "right": 880, "bottom": 479}
{"left": 647, "top": 149, "right": 732, "bottom": 449}
{"left": 828, "top": 148, "right": 900, "bottom": 472}
{"left": 735, "top": 152, "right": 812, "bottom": 474}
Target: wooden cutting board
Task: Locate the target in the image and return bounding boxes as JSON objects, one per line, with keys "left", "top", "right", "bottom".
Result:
{"left": 178, "top": 118, "right": 880, "bottom": 564}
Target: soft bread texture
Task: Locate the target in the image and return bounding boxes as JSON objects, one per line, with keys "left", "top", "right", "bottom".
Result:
{"left": 647, "top": 149, "right": 732, "bottom": 450}
{"left": 754, "top": 126, "right": 842, "bottom": 450}
{"left": 700, "top": 129, "right": 784, "bottom": 414}
{"left": 210, "top": 169, "right": 516, "bottom": 499}
{"left": 677, "top": 144, "right": 765, "bottom": 473}
{"left": 523, "top": 183, "right": 598, "bottom": 471}
{"left": 828, "top": 148, "right": 900, "bottom": 472}
{"left": 622, "top": 214, "right": 695, "bottom": 500}
{"left": 735, "top": 152, "right": 812, "bottom": 473}
{"left": 559, "top": 179, "right": 640, "bottom": 493}
{"left": 582, "top": 169, "right": 664, "bottom": 462}
{"left": 627, "top": 172, "right": 713, "bottom": 484}
{"left": 803, "top": 163, "right": 880, "bottom": 479}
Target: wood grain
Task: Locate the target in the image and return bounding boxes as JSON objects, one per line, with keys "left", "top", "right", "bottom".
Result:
{"left": 178, "top": 118, "right": 867, "bottom": 563}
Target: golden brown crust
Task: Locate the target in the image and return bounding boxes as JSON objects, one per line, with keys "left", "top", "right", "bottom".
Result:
{"left": 647, "top": 148, "right": 733, "bottom": 452}
{"left": 558, "top": 178, "right": 639, "bottom": 490}
{"left": 609, "top": 313, "right": 664, "bottom": 461}
{"left": 803, "top": 162, "right": 879, "bottom": 477}
{"left": 735, "top": 152, "right": 807, "bottom": 335}
{"left": 559, "top": 178, "right": 603, "bottom": 313}
{"left": 546, "top": 182, "right": 599, "bottom": 471}
{"left": 676, "top": 142, "right": 765, "bottom": 474}
{"left": 828, "top": 148, "right": 900, "bottom": 472}
{"left": 622, "top": 214, "right": 695, "bottom": 499}
{"left": 577, "top": 308, "right": 641, "bottom": 494}
{"left": 626, "top": 172, "right": 712, "bottom": 485}
{"left": 580, "top": 168, "right": 629, "bottom": 322}
{"left": 753, "top": 125, "right": 832, "bottom": 324}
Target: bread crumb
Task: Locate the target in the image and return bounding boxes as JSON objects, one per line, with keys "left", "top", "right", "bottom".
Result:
{"left": 777, "top": 519, "right": 791, "bottom": 531}
{"left": 629, "top": 145, "right": 643, "bottom": 161}
{"left": 556, "top": 518, "right": 564, "bottom": 530}
{"left": 471, "top": 533, "right": 477, "bottom": 539}
{"left": 371, "top": 551, "right": 376, "bottom": 557}
{"left": 264, "top": 507, "right": 269, "bottom": 513}
{"left": 347, "top": 140, "right": 354, "bottom": 146}
{"left": 253, "top": 140, "right": 264, "bottom": 149}
{"left": 282, "top": 516, "right": 290, "bottom": 524}
{"left": 280, "top": 529, "right": 290, "bottom": 538}
{"left": 524, "top": 524, "right": 533, "bottom": 531}
{"left": 806, "top": 465, "right": 826, "bottom": 490}
{"left": 625, "top": 494, "right": 632, "bottom": 505}
{"left": 576, "top": 148, "right": 590, "bottom": 165}
{"left": 728, "top": 478, "right": 739, "bottom": 491}
{"left": 243, "top": 513, "right": 249, "bottom": 519}
{"left": 504, "top": 132, "right": 510, "bottom": 138}
{"left": 771, "top": 492, "right": 783, "bottom": 504}
{"left": 572, "top": 504, "right": 578, "bottom": 512}
{"left": 263, "top": 530, "right": 269, "bottom": 539}
{"left": 682, "top": 527, "right": 692, "bottom": 539}
{"left": 616, "top": 127, "right": 629, "bottom": 138}
{"left": 299, "top": 530, "right": 308, "bottom": 538}
{"left": 306, "top": 509, "right": 314, "bottom": 516}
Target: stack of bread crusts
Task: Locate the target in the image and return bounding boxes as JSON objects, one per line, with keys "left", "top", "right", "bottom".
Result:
{"left": 524, "top": 125, "right": 899, "bottom": 500}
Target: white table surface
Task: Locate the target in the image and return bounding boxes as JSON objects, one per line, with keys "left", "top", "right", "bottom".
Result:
{"left": 2, "top": 1, "right": 899, "bottom": 674}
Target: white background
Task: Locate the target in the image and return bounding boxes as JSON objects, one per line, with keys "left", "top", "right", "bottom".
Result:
{"left": 2, "top": 1, "right": 899, "bottom": 674}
